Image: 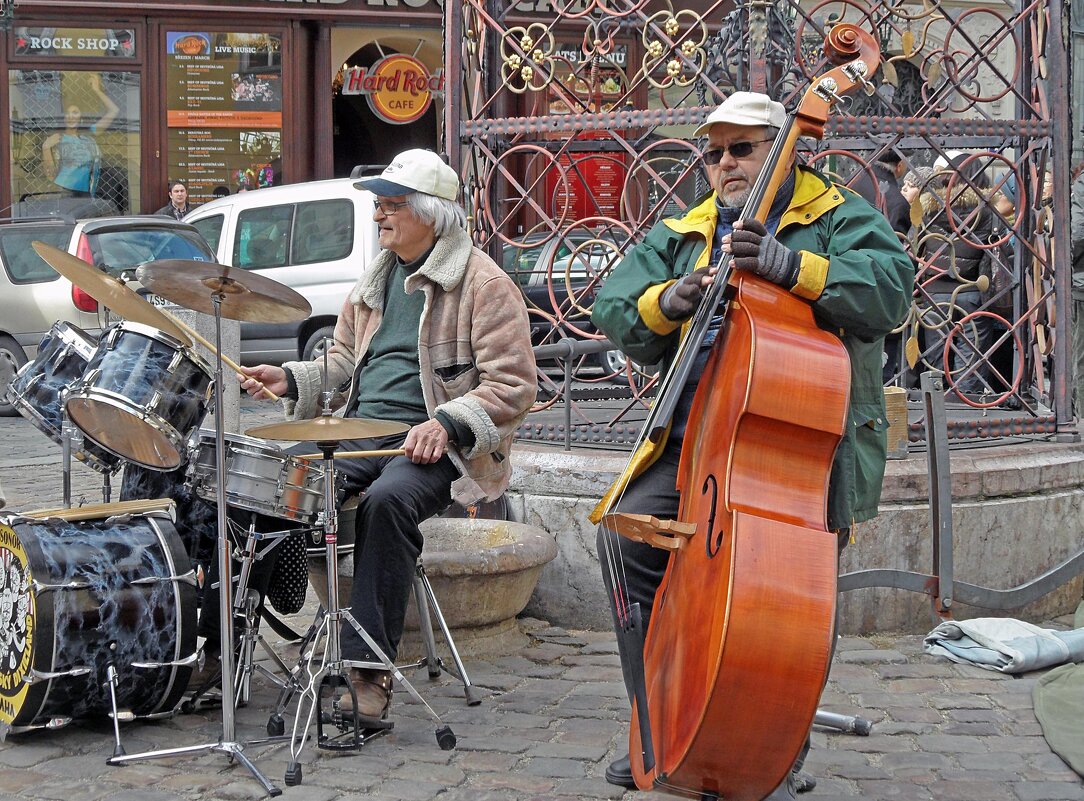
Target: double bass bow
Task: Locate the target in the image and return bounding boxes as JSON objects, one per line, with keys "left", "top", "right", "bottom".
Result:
{"left": 600, "top": 24, "right": 881, "bottom": 801}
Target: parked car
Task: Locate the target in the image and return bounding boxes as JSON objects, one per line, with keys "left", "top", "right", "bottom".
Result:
{"left": 0, "top": 215, "right": 216, "bottom": 416}
{"left": 183, "top": 178, "right": 380, "bottom": 365}
{"left": 503, "top": 230, "right": 631, "bottom": 375}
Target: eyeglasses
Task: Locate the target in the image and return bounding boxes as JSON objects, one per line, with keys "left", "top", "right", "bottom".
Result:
{"left": 373, "top": 199, "right": 411, "bottom": 216}
{"left": 702, "top": 138, "right": 775, "bottom": 165}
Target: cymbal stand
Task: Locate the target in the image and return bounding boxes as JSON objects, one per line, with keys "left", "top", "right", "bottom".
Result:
{"left": 108, "top": 292, "right": 284, "bottom": 798}
{"left": 60, "top": 405, "right": 113, "bottom": 506}
{"left": 279, "top": 438, "right": 455, "bottom": 787}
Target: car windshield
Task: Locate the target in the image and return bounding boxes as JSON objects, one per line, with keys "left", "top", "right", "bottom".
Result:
{"left": 86, "top": 227, "right": 215, "bottom": 276}
{"left": 0, "top": 224, "right": 76, "bottom": 284}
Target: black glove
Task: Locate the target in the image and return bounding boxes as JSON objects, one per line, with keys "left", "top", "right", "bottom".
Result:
{"left": 729, "top": 219, "right": 801, "bottom": 288}
{"left": 659, "top": 266, "right": 712, "bottom": 320}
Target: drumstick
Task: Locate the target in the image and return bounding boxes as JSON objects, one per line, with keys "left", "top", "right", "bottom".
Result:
{"left": 298, "top": 449, "right": 406, "bottom": 460}
{"left": 161, "top": 311, "right": 281, "bottom": 401}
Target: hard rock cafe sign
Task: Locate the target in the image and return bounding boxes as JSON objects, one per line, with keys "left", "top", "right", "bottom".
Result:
{"left": 341, "top": 53, "right": 444, "bottom": 125}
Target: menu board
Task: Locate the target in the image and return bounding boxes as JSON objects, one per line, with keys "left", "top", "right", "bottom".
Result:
{"left": 546, "top": 150, "right": 628, "bottom": 220}
{"left": 165, "top": 31, "right": 282, "bottom": 204}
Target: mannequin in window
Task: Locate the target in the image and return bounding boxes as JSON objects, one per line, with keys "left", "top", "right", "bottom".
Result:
{"left": 41, "top": 74, "right": 119, "bottom": 197}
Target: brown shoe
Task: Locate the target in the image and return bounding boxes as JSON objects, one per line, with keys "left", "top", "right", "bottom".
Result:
{"left": 338, "top": 668, "right": 392, "bottom": 726}
{"left": 187, "top": 650, "right": 221, "bottom": 692}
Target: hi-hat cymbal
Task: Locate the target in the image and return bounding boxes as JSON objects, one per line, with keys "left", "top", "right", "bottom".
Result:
{"left": 31, "top": 242, "right": 192, "bottom": 345}
{"left": 247, "top": 416, "right": 409, "bottom": 442}
{"left": 137, "top": 260, "right": 312, "bottom": 323}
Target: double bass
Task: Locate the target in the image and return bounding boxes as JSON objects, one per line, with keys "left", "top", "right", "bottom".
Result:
{"left": 600, "top": 24, "right": 881, "bottom": 801}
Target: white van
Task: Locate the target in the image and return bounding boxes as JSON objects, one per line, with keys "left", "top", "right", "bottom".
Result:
{"left": 184, "top": 178, "right": 379, "bottom": 364}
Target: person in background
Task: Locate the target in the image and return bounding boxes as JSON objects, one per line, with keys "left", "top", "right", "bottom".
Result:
{"left": 914, "top": 154, "right": 995, "bottom": 398}
{"left": 41, "top": 74, "right": 119, "bottom": 197}
{"left": 211, "top": 185, "right": 231, "bottom": 199}
{"left": 156, "top": 180, "right": 191, "bottom": 219}
{"left": 1070, "top": 163, "right": 1084, "bottom": 417}
{"left": 851, "top": 149, "right": 911, "bottom": 235}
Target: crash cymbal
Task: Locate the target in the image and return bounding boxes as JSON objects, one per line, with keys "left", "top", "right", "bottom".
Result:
{"left": 31, "top": 242, "right": 192, "bottom": 345}
{"left": 136, "top": 260, "right": 312, "bottom": 323}
{"left": 247, "top": 416, "right": 410, "bottom": 442}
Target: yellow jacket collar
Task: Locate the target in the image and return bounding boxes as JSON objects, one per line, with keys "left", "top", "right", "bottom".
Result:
{"left": 662, "top": 166, "right": 846, "bottom": 237}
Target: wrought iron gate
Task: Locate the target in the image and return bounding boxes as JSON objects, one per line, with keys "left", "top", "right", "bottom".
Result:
{"left": 444, "top": 0, "right": 1073, "bottom": 446}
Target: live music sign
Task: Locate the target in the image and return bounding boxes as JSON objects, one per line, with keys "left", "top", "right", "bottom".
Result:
{"left": 342, "top": 54, "right": 445, "bottom": 124}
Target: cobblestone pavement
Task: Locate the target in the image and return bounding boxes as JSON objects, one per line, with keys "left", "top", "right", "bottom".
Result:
{"left": 2, "top": 409, "right": 1084, "bottom": 800}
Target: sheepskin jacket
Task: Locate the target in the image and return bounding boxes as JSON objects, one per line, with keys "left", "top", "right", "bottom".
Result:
{"left": 281, "top": 227, "right": 537, "bottom": 505}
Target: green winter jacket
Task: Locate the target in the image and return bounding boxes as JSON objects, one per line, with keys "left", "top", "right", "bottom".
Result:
{"left": 591, "top": 165, "right": 914, "bottom": 530}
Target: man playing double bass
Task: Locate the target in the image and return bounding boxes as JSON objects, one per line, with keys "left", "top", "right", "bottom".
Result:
{"left": 592, "top": 92, "right": 913, "bottom": 798}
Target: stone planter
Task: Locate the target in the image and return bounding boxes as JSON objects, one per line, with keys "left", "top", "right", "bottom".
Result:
{"left": 307, "top": 515, "right": 558, "bottom": 658}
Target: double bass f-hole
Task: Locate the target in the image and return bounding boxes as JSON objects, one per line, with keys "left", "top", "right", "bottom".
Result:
{"left": 700, "top": 474, "right": 722, "bottom": 558}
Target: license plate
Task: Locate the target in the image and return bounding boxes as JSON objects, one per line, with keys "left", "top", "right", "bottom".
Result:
{"left": 146, "top": 294, "right": 177, "bottom": 308}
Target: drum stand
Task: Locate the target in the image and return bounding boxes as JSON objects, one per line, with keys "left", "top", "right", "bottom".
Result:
{"left": 108, "top": 293, "right": 285, "bottom": 798}
{"left": 185, "top": 518, "right": 297, "bottom": 711}
{"left": 276, "top": 439, "right": 455, "bottom": 787}
{"left": 60, "top": 408, "right": 114, "bottom": 507}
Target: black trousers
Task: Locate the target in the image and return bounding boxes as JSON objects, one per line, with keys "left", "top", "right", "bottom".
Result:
{"left": 596, "top": 438, "right": 850, "bottom": 789}
{"left": 199, "top": 432, "right": 457, "bottom": 663}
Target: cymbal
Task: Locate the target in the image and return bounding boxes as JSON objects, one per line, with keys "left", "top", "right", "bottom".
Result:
{"left": 136, "top": 260, "right": 312, "bottom": 323}
{"left": 247, "top": 416, "right": 410, "bottom": 442}
{"left": 31, "top": 242, "right": 192, "bottom": 345}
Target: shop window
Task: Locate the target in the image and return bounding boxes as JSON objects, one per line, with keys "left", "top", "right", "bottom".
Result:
{"left": 8, "top": 69, "right": 140, "bottom": 216}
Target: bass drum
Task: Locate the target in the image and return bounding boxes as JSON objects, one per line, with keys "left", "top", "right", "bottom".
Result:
{"left": 121, "top": 462, "right": 218, "bottom": 573}
{"left": 0, "top": 507, "right": 196, "bottom": 730}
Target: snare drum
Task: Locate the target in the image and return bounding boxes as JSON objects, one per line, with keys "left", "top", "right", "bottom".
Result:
{"left": 4, "top": 322, "right": 121, "bottom": 474}
{"left": 65, "top": 322, "right": 213, "bottom": 471}
{"left": 188, "top": 431, "right": 325, "bottom": 524}
{"left": 0, "top": 505, "right": 196, "bottom": 730}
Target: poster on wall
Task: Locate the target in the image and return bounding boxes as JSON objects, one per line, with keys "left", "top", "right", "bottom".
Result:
{"left": 165, "top": 31, "right": 282, "bottom": 204}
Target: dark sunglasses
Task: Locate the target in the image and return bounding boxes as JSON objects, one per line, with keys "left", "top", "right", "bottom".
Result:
{"left": 702, "top": 138, "right": 775, "bottom": 165}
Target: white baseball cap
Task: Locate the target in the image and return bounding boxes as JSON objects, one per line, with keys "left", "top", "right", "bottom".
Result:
{"left": 693, "top": 91, "right": 788, "bottom": 137}
{"left": 357, "top": 148, "right": 460, "bottom": 201}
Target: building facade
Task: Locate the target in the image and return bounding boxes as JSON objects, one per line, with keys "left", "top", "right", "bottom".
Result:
{"left": 1, "top": 0, "right": 446, "bottom": 214}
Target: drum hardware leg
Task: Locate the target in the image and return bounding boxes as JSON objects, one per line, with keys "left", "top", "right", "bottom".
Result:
{"left": 339, "top": 610, "right": 456, "bottom": 750}
{"left": 61, "top": 409, "right": 75, "bottom": 508}
{"left": 102, "top": 469, "right": 112, "bottom": 504}
{"left": 107, "top": 292, "right": 283, "bottom": 798}
{"left": 398, "top": 564, "right": 480, "bottom": 705}
{"left": 104, "top": 664, "right": 127, "bottom": 760}
{"left": 265, "top": 607, "right": 327, "bottom": 737}
{"left": 813, "top": 709, "right": 873, "bottom": 736}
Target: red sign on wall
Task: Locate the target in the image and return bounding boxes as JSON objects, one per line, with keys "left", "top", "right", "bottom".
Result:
{"left": 546, "top": 151, "right": 628, "bottom": 220}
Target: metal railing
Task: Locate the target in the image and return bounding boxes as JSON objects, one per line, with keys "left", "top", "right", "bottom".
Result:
{"left": 838, "top": 371, "right": 1084, "bottom": 615}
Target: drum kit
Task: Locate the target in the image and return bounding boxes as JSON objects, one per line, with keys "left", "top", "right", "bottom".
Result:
{"left": 0, "top": 242, "right": 460, "bottom": 795}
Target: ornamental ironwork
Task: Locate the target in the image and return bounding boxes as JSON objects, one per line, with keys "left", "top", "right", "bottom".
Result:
{"left": 445, "top": 0, "right": 1073, "bottom": 446}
